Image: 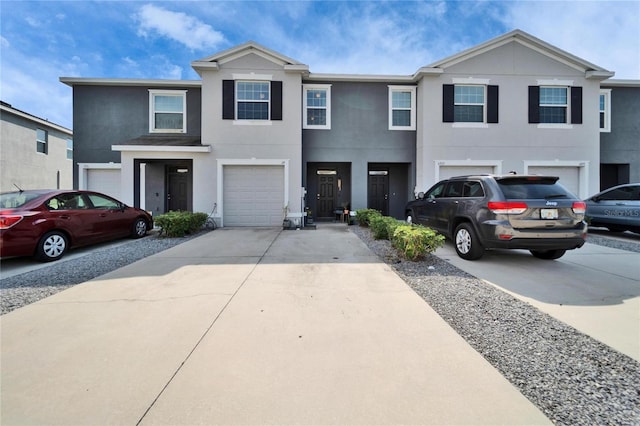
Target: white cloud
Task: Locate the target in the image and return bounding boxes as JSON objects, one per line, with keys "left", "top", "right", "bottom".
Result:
{"left": 1, "top": 57, "right": 72, "bottom": 129}
{"left": 135, "top": 4, "right": 226, "bottom": 51}
{"left": 0, "top": 36, "right": 9, "bottom": 48}
{"left": 24, "top": 16, "right": 41, "bottom": 28}
{"left": 499, "top": 1, "right": 640, "bottom": 79}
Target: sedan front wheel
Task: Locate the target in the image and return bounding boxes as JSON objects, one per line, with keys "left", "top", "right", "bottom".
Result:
{"left": 35, "top": 231, "right": 68, "bottom": 262}
{"left": 132, "top": 218, "right": 148, "bottom": 238}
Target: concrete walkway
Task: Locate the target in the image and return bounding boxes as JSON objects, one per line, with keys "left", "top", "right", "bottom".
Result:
{"left": 1, "top": 225, "right": 550, "bottom": 425}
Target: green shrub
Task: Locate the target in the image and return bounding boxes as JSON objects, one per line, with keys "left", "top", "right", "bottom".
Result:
{"left": 355, "top": 209, "right": 381, "bottom": 227}
{"left": 391, "top": 224, "right": 445, "bottom": 261}
{"left": 155, "top": 211, "right": 208, "bottom": 237}
{"left": 370, "top": 215, "right": 405, "bottom": 240}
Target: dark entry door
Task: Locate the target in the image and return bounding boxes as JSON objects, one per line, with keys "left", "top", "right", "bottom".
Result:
{"left": 317, "top": 175, "right": 336, "bottom": 218}
{"left": 368, "top": 171, "right": 389, "bottom": 216}
{"left": 167, "top": 168, "right": 189, "bottom": 211}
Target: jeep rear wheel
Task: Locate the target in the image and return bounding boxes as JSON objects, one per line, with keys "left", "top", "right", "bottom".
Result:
{"left": 454, "top": 223, "right": 484, "bottom": 260}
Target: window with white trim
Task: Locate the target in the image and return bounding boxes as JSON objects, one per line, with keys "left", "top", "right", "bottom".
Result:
{"left": 237, "top": 81, "right": 270, "bottom": 120}
{"left": 303, "top": 84, "right": 331, "bottom": 129}
{"left": 388, "top": 86, "right": 416, "bottom": 130}
{"left": 443, "top": 83, "right": 498, "bottom": 124}
{"left": 149, "top": 90, "right": 187, "bottom": 133}
{"left": 539, "top": 86, "right": 567, "bottom": 123}
{"left": 599, "top": 89, "right": 611, "bottom": 132}
{"left": 528, "top": 83, "right": 582, "bottom": 125}
{"left": 36, "top": 128, "right": 47, "bottom": 154}
{"left": 66, "top": 138, "right": 73, "bottom": 160}
{"left": 454, "top": 85, "right": 484, "bottom": 122}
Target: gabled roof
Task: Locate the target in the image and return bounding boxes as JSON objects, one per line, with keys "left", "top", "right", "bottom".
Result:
{"left": 191, "top": 41, "right": 309, "bottom": 75}
{"left": 119, "top": 135, "right": 203, "bottom": 146}
{"left": 0, "top": 100, "right": 72, "bottom": 134}
{"left": 415, "top": 29, "right": 614, "bottom": 80}
{"left": 60, "top": 78, "right": 201, "bottom": 87}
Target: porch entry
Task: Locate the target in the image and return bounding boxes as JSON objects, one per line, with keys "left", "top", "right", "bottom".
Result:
{"left": 317, "top": 171, "right": 337, "bottom": 219}
{"left": 601, "top": 164, "right": 630, "bottom": 190}
{"left": 167, "top": 165, "right": 190, "bottom": 211}
{"left": 307, "top": 163, "right": 352, "bottom": 221}
{"left": 368, "top": 169, "right": 389, "bottom": 216}
{"left": 367, "top": 163, "right": 410, "bottom": 220}
{"left": 133, "top": 159, "right": 193, "bottom": 215}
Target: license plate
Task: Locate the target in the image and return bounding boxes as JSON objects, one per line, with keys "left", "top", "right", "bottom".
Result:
{"left": 540, "top": 208, "right": 558, "bottom": 219}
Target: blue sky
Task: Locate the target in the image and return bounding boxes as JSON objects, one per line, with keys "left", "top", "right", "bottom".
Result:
{"left": 1, "top": 0, "right": 639, "bottom": 130}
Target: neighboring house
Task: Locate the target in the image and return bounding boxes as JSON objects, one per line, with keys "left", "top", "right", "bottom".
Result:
{"left": 0, "top": 101, "right": 73, "bottom": 193}
{"left": 599, "top": 80, "right": 640, "bottom": 189}
{"left": 61, "top": 30, "right": 626, "bottom": 225}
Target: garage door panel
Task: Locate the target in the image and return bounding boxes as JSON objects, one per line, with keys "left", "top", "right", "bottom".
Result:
{"left": 439, "top": 166, "right": 495, "bottom": 181}
{"left": 87, "top": 169, "right": 121, "bottom": 200}
{"left": 528, "top": 166, "right": 580, "bottom": 196}
{"left": 223, "top": 165, "right": 284, "bottom": 227}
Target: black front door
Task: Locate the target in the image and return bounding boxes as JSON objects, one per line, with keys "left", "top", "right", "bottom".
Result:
{"left": 167, "top": 167, "right": 189, "bottom": 211}
{"left": 317, "top": 175, "right": 336, "bottom": 218}
{"left": 368, "top": 171, "right": 389, "bottom": 215}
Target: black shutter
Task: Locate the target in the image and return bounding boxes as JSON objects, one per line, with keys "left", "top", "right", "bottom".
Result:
{"left": 528, "top": 86, "right": 540, "bottom": 123}
{"left": 271, "top": 81, "right": 283, "bottom": 120}
{"left": 443, "top": 84, "right": 454, "bottom": 122}
{"left": 571, "top": 86, "right": 582, "bottom": 124}
{"left": 222, "top": 80, "right": 234, "bottom": 120}
{"left": 487, "top": 85, "right": 499, "bottom": 123}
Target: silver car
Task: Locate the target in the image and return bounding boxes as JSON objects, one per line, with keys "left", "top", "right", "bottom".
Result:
{"left": 405, "top": 174, "right": 587, "bottom": 260}
{"left": 585, "top": 183, "right": 640, "bottom": 233}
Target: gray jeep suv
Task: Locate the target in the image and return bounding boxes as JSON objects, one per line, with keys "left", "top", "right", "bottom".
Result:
{"left": 405, "top": 175, "right": 587, "bottom": 260}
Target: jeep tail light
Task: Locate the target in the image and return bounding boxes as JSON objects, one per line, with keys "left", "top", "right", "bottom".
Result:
{"left": 488, "top": 201, "right": 528, "bottom": 214}
{"left": 572, "top": 201, "right": 586, "bottom": 215}
{"left": 0, "top": 215, "right": 23, "bottom": 229}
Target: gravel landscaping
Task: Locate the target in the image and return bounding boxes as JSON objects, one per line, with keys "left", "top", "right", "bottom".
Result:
{"left": 0, "top": 231, "right": 205, "bottom": 315}
{"left": 1, "top": 226, "right": 639, "bottom": 425}
{"left": 351, "top": 225, "right": 640, "bottom": 426}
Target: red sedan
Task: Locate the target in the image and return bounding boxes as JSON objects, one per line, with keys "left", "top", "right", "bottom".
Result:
{"left": 0, "top": 190, "right": 153, "bottom": 262}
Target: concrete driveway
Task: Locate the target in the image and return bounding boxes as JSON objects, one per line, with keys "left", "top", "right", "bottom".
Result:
{"left": 0, "top": 226, "right": 550, "bottom": 425}
{"left": 434, "top": 241, "right": 640, "bottom": 362}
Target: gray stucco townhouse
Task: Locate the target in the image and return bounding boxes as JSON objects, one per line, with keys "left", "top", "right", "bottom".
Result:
{"left": 61, "top": 30, "right": 636, "bottom": 226}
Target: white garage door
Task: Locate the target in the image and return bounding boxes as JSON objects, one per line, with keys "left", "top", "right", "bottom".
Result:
{"left": 87, "top": 169, "right": 121, "bottom": 200}
{"left": 528, "top": 166, "right": 580, "bottom": 197}
{"left": 223, "top": 165, "right": 285, "bottom": 227}
{"left": 439, "top": 165, "right": 496, "bottom": 180}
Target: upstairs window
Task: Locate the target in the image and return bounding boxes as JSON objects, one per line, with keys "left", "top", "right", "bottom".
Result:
{"left": 237, "top": 81, "right": 270, "bottom": 120}
{"left": 223, "top": 80, "right": 282, "bottom": 121}
{"left": 454, "top": 85, "right": 484, "bottom": 122}
{"left": 303, "top": 85, "right": 331, "bottom": 129}
{"left": 539, "top": 87, "right": 567, "bottom": 123}
{"left": 149, "top": 90, "right": 187, "bottom": 133}
{"left": 388, "top": 86, "right": 416, "bottom": 130}
{"left": 66, "top": 138, "right": 73, "bottom": 160}
{"left": 528, "top": 84, "right": 582, "bottom": 125}
{"left": 36, "top": 129, "right": 48, "bottom": 154}
{"left": 443, "top": 83, "right": 498, "bottom": 124}
{"left": 599, "top": 89, "right": 611, "bottom": 132}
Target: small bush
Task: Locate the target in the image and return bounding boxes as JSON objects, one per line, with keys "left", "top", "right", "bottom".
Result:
{"left": 370, "top": 215, "right": 405, "bottom": 240}
{"left": 355, "top": 209, "right": 381, "bottom": 227}
{"left": 155, "top": 211, "right": 208, "bottom": 237}
{"left": 392, "top": 224, "right": 445, "bottom": 261}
